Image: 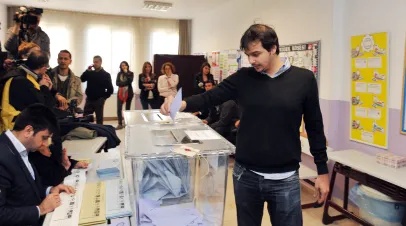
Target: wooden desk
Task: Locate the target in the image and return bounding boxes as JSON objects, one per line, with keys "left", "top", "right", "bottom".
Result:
{"left": 322, "top": 149, "right": 406, "bottom": 225}
{"left": 63, "top": 137, "right": 108, "bottom": 156}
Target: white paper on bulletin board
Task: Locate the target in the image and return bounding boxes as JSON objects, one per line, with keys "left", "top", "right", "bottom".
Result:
{"left": 279, "top": 41, "right": 321, "bottom": 89}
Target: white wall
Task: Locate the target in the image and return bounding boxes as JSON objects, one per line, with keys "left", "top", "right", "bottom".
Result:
{"left": 341, "top": 0, "right": 406, "bottom": 109}
{"left": 0, "top": 4, "right": 7, "bottom": 50}
{"left": 192, "top": 0, "right": 335, "bottom": 100}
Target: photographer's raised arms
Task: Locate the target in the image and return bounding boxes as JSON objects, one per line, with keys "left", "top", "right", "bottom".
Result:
{"left": 5, "top": 7, "right": 50, "bottom": 59}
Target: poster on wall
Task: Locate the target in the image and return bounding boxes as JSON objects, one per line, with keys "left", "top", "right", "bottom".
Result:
{"left": 208, "top": 51, "right": 221, "bottom": 83}
{"left": 208, "top": 50, "right": 241, "bottom": 83}
{"left": 350, "top": 32, "right": 389, "bottom": 148}
{"left": 400, "top": 38, "right": 406, "bottom": 134}
{"left": 279, "top": 41, "right": 321, "bottom": 88}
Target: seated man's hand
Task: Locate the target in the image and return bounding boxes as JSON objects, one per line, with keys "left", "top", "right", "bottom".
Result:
{"left": 192, "top": 112, "right": 200, "bottom": 116}
{"left": 74, "top": 161, "right": 89, "bottom": 169}
{"left": 202, "top": 120, "right": 208, "bottom": 124}
{"left": 38, "top": 193, "right": 61, "bottom": 216}
{"left": 50, "top": 184, "right": 75, "bottom": 194}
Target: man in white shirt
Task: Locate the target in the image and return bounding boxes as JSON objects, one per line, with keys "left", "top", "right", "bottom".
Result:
{"left": 0, "top": 104, "right": 74, "bottom": 226}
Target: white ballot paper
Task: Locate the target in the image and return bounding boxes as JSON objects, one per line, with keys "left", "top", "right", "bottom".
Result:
{"left": 106, "top": 179, "right": 132, "bottom": 219}
{"left": 49, "top": 169, "right": 87, "bottom": 226}
{"left": 170, "top": 87, "right": 183, "bottom": 121}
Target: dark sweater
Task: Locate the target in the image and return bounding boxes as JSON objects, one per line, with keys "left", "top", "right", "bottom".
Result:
{"left": 80, "top": 68, "right": 114, "bottom": 101}
{"left": 138, "top": 74, "right": 159, "bottom": 100}
{"left": 185, "top": 66, "right": 328, "bottom": 175}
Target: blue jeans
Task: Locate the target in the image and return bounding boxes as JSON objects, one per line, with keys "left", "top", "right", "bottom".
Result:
{"left": 232, "top": 162, "right": 303, "bottom": 226}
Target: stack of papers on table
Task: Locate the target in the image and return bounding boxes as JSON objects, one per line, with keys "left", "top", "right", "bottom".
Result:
{"left": 106, "top": 179, "right": 132, "bottom": 219}
{"left": 49, "top": 169, "right": 87, "bottom": 226}
{"left": 138, "top": 199, "right": 204, "bottom": 226}
{"left": 96, "top": 159, "right": 120, "bottom": 179}
{"left": 79, "top": 182, "right": 107, "bottom": 226}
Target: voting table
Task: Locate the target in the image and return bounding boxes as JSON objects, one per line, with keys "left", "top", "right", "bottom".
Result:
{"left": 43, "top": 151, "right": 133, "bottom": 226}
{"left": 322, "top": 149, "right": 406, "bottom": 225}
{"left": 124, "top": 110, "right": 235, "bottom": 226}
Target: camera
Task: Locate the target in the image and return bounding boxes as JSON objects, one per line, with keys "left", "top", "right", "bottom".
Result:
{"left": 60, "top": 99, "right": 94, "bottom": 123}
{"left": 13, "top": 6, "right": 43, "bottom": 26}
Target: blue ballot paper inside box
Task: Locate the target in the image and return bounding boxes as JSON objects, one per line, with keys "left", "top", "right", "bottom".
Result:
{"left": 139, "top": 158, "right": 192, "bottom": 203}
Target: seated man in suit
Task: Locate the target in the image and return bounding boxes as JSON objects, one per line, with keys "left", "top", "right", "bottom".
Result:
{"left": 202, "top": 81, "right": 240, "bottom": 138}
{"left": 0, "top": 104, "right": 74, "bottom": 226}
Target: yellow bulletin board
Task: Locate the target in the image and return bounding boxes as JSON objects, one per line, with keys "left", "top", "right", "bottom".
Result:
{"left": 350, "top": 32, "right": 389, "bottom": 149}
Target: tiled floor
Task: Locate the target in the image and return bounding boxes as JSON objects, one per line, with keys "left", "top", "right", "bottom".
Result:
{"left": 111, "top": 121, "right": 360, "bottom": 226}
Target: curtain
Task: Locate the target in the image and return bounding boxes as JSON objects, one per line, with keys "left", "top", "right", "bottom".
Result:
{"left": 178, "top": 19, "right": 191, "bottom": 55}
{"left": 38, "top": 9, "right": 179, "bottom": 94}
{"left": 6, "top": 6, "right": 18, "bottom": 28}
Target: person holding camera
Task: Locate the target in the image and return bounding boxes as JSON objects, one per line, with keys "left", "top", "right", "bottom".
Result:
{"left": 50, "top": 50, "right": 83, "bottom": 110}
{"left": 81, "top": 56, "right": 113, "bottom": 125}
{"left": 5, "top": 7, "right": 50, "bottom": 59}
{"left": 0, "top": 50, "right": 56, "bottom": 131}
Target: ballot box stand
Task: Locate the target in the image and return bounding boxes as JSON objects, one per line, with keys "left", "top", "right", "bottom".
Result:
{"left": 124, "top": 110, "right": 235, "bottom": 226}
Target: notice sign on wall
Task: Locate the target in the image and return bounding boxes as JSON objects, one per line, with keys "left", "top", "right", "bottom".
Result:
{"left": 350, "top": 32, "right": 389, "bottom": 149}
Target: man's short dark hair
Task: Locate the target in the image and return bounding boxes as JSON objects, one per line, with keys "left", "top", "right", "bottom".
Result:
{"left": 13, "top": 104, "right": 58, "bottom": 135}
{"left": 94, "top": 55, "right": 102, "bottom": 61}
{"left": 25, "top": 50, "right": 49, "bottom": 70}
{"left": 205, "top": 81, "right": 214, "bottom": 86}
{"left": 240, "top": 24, "right": 280, "bottom": 54}
{"left": 59, "top": 50, "right": 72, "bottom": 59}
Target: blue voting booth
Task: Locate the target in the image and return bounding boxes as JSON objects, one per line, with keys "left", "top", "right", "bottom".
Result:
{"left": 124, "top": 110, "right": 235, "bottom": 226}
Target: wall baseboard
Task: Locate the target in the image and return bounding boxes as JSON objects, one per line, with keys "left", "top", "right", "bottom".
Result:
{"left": 104, "top": 117, "right": 118, "bottom": 121}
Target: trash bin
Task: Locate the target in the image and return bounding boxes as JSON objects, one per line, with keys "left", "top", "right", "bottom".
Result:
{"left": 350, "top": 183, "right": 406, "bottom": 226}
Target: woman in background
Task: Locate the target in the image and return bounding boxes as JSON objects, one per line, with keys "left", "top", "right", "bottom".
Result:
{"left": 195, "top": 62, "right": 214, "bottom": 93}
{"left": 116, "top": 61, "right": 134, "bottom": 130}
{"left": 158, "top": 62, "right": 179, "bottom": 105}
{"left": 139, "top": 61, "right": 159, "bottom": 109}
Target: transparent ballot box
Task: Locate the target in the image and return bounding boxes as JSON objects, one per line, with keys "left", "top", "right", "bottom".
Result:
{"left": 124, "top": 110, "right": 202, "bottom": 126}
{"left": 125, "top": 117, "right": 235, "bottom": 226}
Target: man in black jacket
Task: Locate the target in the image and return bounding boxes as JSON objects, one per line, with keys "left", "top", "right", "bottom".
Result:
{"left": 81, "top": 55, "right": 113, "bottom": 125}
{"left": 0, "top": 104, "right": 74, "bottom": 226}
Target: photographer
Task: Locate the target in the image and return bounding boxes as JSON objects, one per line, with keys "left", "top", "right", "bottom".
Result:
{"left": 0, "top": 50, "right": 56, "bottom": 131}
{"left": 5, "top": 7, "right": 50, "bottom": 59}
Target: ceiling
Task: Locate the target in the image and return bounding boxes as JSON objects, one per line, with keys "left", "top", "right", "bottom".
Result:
{"left": 0, "top": 0, "right": 231, "bottom": 19}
